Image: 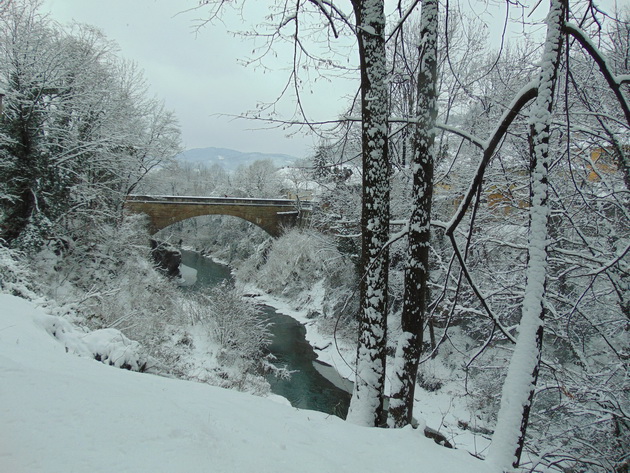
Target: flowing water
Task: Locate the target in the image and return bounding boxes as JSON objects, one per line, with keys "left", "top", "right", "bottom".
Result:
{"left": 180, "top": 250, "right": 351, "bottom": 418}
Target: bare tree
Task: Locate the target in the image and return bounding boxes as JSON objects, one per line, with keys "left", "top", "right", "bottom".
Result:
{"left": 486, "top": 0, "right": 566, "bottom": 469}
{"left": 388, "top": 0, "right": 438, "bottom": 428}
{"left": 341, "top": 0, "right": 392, "bottom": 427}
{"left": 194, "top": 0, "right": 393, "bottom": 427}
{"left": 191, "top": 5, "right": 629, "bottom": 467}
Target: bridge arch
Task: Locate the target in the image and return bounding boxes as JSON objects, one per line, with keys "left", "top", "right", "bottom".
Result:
{"left": 124, "top": 195, "right": 311, "bottom": 238}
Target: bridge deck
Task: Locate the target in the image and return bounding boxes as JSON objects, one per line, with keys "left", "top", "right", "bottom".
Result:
{"left": 124, "top": 195, "right": 313, "bottom": 237}
{"left": 126, "top": 194, "right": 313, "bottom": 209}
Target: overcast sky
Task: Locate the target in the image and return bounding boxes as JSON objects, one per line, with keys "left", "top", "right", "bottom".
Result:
{"left": 41, "top": 0, "right": 357, "bottom": 158}
{"left": 40, "top": 0, "right": 621, "bottom": 158}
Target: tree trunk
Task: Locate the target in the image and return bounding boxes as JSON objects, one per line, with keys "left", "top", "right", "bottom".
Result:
{"left": 486, "top": 0, "right": 566, "bottom": 469}
{"left": 388, "top": 0, "right": 438, "bottom": 428}
{"left": 346, "top": 0, "right": 391, "bottom": 427}
{"left": 2, "top": 100, "right": 41, "bottom": 243}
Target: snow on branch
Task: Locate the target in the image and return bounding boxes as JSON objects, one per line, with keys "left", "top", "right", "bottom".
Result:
{"left": 564, "top": 22, "right": 630, "bottom": 128}
{"left": 435, "top": 123, "right": 485, "bottom": 150}
{"left": 306, "top": 0, "right": 350, "bottom": 37}
{"left": 445, "top": 81, "right": 538, "bottom": 235}
{"left": 386, "top": 0, "right": 422, "bottom": 42}
{"left": 447, "top": 231, "right": 518, "bottom": 344}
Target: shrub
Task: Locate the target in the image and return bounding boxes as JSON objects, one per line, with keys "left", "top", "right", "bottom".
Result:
{"left": 187, "top": 283, "right": 271, "bottom": 362}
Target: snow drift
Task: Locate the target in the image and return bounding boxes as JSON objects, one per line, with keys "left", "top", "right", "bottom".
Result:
{"left": 0, "top": 294, "right": 489, "bottom": 473}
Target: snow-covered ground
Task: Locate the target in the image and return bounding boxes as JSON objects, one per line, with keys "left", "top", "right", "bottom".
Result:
{"left": 245, "top": 284, "right": 493, "bottom": 457}
{"left": 0, "top": 294, "right": 490, "bottom": 473}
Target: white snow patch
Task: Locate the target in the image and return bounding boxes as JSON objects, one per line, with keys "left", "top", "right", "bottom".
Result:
{"left": 0, "top": 294, "right": 490, "bottom": 473}
{"left": 179, "top": 264, "right": 198, "bottom": 286}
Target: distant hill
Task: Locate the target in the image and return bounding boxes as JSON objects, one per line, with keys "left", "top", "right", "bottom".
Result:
{"left": 176, "top": 147, "right": 297, "bottom": 171}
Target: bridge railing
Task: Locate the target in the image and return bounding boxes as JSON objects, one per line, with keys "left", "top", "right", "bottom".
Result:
{"left": 126, "top": 194, "right": 314, "bottom": 210}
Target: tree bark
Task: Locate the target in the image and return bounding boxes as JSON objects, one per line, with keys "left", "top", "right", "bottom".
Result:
{"left": 346, "top": 0, "right": 391, "bottom": 427}
{"left": 486, "top": 0, "right": 566, "bottom": 469}
{"left": 388, "top": 0, "right": 438, "bottom": 428}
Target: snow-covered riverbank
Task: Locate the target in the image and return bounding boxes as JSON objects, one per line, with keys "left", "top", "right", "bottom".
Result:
{"left": 185, "top": 247, "right": 356, "bottom": 387}
{"left": 192, "top": 249, "right": 492, "bottom": 456}
{"left": 240, "top": 282, "right": 493, "bottom": 456}
{"left": 0, "top": 293, "right": 491, "bottom": 473}
{"left": 242, "top": 283, "right": 357, "bottom": 390}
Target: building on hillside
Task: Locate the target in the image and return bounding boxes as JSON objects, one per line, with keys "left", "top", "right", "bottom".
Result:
{"left": 584, "top": 145, "right": 628, "bottom": 182}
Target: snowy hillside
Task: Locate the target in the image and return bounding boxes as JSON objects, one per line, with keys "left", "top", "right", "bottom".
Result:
{"left": 0, "top": 294, "right": 490, "bottom": 473}
{"left": 177, "top": 147, "right": 297, "bottom": 171}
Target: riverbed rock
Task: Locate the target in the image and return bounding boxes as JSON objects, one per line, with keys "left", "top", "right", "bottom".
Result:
{"left": 150, "top": 239, "right": 181, "bottom": 278}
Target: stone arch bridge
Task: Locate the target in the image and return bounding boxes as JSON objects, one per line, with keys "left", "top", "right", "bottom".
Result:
{"left": 124, "top": 195, "right": 312, "bottom": 237}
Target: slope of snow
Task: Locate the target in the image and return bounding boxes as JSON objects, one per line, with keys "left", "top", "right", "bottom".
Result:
{"left": 0, "top": 294, "right": 489, "bottom": 473}
{"left": 244, "top": 284, "right": 492, "bottom": 456}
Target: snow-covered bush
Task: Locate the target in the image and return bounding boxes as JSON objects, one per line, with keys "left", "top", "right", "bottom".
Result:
{"left": 146, "top": 323, "right": 271, "bottom": 396}
{"left": 10, "top": 210, "right": 272, "bottom": 395}
{"left": 28, "top": 215, "right": 183, "bottom": 355}
{"left": 187, "top": 283, "right": 271, "bottom": 363}
{"left": 237, "top": 228, "right": 358, "bottom": 323}
{"left": 151, "top": 284, "right": 274, "bottom": 395}
{"left": 0, "top": 243, "right": 37, "bottom": 299}
{"left": 36, "top": 311, "right": 153, "bottom": 371}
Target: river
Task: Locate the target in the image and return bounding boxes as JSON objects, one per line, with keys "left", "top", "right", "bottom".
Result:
{"left": 180, "top": 250, "right": 351, "bottom": 419}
